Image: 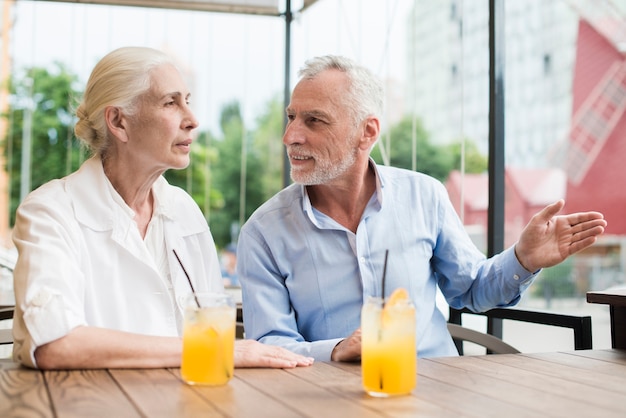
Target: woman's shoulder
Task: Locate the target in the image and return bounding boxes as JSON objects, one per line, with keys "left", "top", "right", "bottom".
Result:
{"left": 20, "top": 178, "right": 70, "bottom": 208}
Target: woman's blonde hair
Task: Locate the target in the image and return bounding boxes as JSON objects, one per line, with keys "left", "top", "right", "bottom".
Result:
{"left": 74, "top": 46, "right": 175, "bottom": 157}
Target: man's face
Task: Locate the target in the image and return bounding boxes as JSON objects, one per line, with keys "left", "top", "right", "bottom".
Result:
{"left": 283, "top": 69, "right": 361, "bottom": 186}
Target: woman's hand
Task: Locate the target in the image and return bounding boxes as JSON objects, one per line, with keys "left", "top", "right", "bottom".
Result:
{"left": 234, "top": 339, "right": 314, "bottom": 368}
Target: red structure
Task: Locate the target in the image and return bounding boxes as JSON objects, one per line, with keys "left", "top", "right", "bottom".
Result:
{"left": 556, "top": 17, "right": 626, "bottom": 235}
{"left": 447, "top": 13, "right": 626, "bottom": 253}
{"left": 446, "top": 169, "right": 566, "bottom": 252}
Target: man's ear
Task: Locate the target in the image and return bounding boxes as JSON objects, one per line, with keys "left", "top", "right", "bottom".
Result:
{"left": 104, "top": 106, "right": 129, "bottom": 143}
{"left": 359, "top": 116, "right": 380, "bottom": 150}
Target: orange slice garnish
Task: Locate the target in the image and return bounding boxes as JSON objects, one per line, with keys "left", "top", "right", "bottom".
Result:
{"left": 385, "top": 288, "right": 409, "bottom": 307}
{"left": 382, "top": 288, "right": 411, "bottom": 325}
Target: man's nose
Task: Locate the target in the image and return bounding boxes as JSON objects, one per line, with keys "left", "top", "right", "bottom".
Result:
{"left": 283, "top": 120, "right": 305, "bottom": 146}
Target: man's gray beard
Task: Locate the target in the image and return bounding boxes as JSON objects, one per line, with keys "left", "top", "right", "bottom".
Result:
{"left": 291, "top": 149, "right": 357, "bottom": 186}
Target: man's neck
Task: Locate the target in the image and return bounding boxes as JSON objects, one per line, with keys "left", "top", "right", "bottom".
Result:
{"left": 307, "top": 162, "right": 376, "bottom": 233}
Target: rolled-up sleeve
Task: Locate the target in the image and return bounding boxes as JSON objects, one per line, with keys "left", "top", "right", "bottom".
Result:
{"left": 12, "top": 184, "right": 85, "bottom": 368}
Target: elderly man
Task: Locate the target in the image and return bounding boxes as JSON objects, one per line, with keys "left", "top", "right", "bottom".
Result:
{"left": 237, "top": 55, "right": 607, "bottom": 362}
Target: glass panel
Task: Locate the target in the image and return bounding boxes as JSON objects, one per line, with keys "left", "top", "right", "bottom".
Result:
{"left": 2, "top": 0, "right": 622, "bottom": 356}
{"left": 502, "top": 0, "right": 626, "bottom": 351}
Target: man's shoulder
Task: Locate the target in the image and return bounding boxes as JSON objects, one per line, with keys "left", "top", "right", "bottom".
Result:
{"left": 377, "top": 164, "right": 443, "bottom": 188}
{"left": 243, "top": 183, "right": 302, "bottom": 226}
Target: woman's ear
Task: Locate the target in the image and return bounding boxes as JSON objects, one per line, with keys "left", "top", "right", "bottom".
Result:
{"left": 104, "top": 106, "right": 129, "bottom": 143}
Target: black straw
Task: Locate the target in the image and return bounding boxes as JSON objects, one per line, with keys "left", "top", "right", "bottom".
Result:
{"left": 381, "top": 249, "right": 389, "bottom": 306}
{"left": 173, "top": 249, "right": 201, "bottom": 308}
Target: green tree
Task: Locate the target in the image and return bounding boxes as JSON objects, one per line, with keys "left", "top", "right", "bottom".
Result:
{"left": 371, "top": 116, "right": 487, "bottom": 181}
{"left": 252, "top": 95, "right": 286, "bottom": 199}
{"left": 209, "top": 101, "right": 266, "bottom": 247}
{"left": 2, "top": 64, "right": 84, "bottom": 225}
{"left": 444, "top": 140, "right": 488, "bottom": 174}
{"left": 163, "top": 130, "right": 222, "bottom": 218}
{"left": 371, "top": 116, "right": 451, "bottom": 181}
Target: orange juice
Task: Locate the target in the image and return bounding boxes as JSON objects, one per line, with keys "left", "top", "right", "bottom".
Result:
{"left": 181, "top": 293, "right": 235, "bottom": 386}
{"left": 361, "top": 293, "right": 416, "bottom": 396}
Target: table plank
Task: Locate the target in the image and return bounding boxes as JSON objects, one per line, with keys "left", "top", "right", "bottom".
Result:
{"left": 4, "top": 350, "right": 626, "bottom": 418}
{"left": 195, "top": 375, "right": 299, "bottom": 417}
{"left": 561, "top": 347, "right": 626, "bottom": 364}
{"left": 523, "top": 350, "right": 626, "bottom": 377}
{"left": 110, "top": 368, "right": 224, "bottom": 417}
{"left": 587, "top": 289, "right": 626, "bottom": 348}
{"left": 423, "top": 355, "right": 624, "bottom": 418}
{"left": 45, "top": 369, "right": 142, "bottom": 417}
{"left": 235, "top": 365, "right": 384, "bottom": 417}
{"left": 587, "top": 288, "right": 626, "bottom": 306}
{"left": 0, "top": 364, "right": 53, "bottom": 417}
{"left": 331, "top": 360, "right": 536, "bottom": 417}
{"left": 477, "top": 354, "right": 626, "bottom": 409}
{"left": 284, "top": 362, "right": 449, "bottom": 418}
{"left": 169, "top": 367, "right": 303, "bottom": 418}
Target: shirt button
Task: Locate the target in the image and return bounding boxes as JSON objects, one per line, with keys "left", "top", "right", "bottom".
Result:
{"left": 32, "top": 290, "right": 52, "bottom": 307}
{"left": 513, "top": 274, "right": 520, "bottom": 281}
{"left": 359, "top": 257, "right": 366, "bottom": 263}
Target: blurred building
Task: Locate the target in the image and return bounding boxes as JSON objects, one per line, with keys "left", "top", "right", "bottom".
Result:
{"left": 445, "top": 168, "right": 566, "bottom": 252}
{"left": 405, "top": 0, "right": 579, "bottom": 166}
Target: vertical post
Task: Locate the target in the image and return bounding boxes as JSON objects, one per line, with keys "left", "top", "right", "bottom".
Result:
{"left": 487, "top": 0, "right": 506, "bottom": 340}
{"left": 20, "top": 77, "right": 33, "bottom": 203}
{"left": 488, "top": 0, "right": 505, "bottom": 257}
{"left": 282, "top": 0, "right": 292, "bottom": 189}
{"left": 0, "top": 0, "right": 14, "bottom": 246}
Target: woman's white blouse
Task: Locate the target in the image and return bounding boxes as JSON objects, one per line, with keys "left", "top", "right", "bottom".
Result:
{"left": 11, "top": 157, "right": 222, "bottom": 368}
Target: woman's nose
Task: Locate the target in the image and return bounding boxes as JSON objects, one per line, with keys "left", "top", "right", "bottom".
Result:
{"left": 184, "top": 107, "right": 199, "bottom": 130}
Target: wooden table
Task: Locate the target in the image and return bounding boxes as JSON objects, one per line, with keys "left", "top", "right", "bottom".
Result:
{"left": 587, "top": 287, "right": 626, "bottom": 349}
{"left": 2, "top": 349, "right": 626, "bottom": 417}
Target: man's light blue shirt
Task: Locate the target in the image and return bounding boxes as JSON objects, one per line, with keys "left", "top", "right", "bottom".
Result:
{"left": 237, "top": 162, "right": 537, "bottom": 361}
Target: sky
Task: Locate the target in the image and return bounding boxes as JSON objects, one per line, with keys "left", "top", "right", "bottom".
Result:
{"left": 9, "top": 0, "right": 412, "bottom": 135}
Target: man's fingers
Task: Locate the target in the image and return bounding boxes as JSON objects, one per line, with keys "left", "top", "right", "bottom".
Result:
{"left": 536, "top": 199, "right": 565, "bottom": 223}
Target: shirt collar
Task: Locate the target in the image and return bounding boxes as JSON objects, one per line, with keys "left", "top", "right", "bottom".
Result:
{"left": 69, "top": 157, "right": 177, "bottom": 231}
{"left": 299, "top": 157, "right": 385, "bottom": 226}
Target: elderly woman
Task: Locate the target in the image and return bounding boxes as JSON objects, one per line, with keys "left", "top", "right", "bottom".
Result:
{"left": 12, "top": 46, "right": 313, "bottom": 370}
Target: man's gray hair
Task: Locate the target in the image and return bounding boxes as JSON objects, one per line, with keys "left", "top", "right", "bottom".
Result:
{"left": 298, "top": 55, "right": 384, "bottom": 126}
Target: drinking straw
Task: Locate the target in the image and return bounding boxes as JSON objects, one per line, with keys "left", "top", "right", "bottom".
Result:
{"left": 173, "top": 249, "right": 201, "bottom": 308}
{"left": 381, "top": 249, "right": 389, "bottom": 306}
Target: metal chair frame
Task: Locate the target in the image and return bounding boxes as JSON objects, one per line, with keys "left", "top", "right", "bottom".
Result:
{"left": 448, "top": 307, "right": 593, "bottom": 355}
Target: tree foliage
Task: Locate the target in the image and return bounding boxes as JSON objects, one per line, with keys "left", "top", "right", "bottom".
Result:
{"left": 2, "top": 63, "right": 84, "bottom": 225}
{"left": 371, "top": 115, "right": 487, "bottom": 181}
{"left": 252, "top": 95, "right": 286, "bottom": 200}
{"left": 163, "top": 130, "right": 222, "bottom": 217}
{"left": 208, "top": 101, "right": 267, "bottom": 247}
{"left": 2, "top": 65, "right": 486, "bottom": 247}
{"left": 371, "top": 116, "right": 451, "bottom": 181}
{"left": 443, "top": 140, "right": 488, "bottom": 175}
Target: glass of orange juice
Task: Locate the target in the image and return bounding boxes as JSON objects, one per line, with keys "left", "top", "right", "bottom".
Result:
{"left": 361, "top": 289, "right": 416, "bottom": 397}
{"left": 181, "top": 292, "right": 236, "bottom": 386}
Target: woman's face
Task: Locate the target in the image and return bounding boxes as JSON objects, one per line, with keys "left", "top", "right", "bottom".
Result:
{"left": 122, "top": 63, "right": 199, "bottom": 172}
